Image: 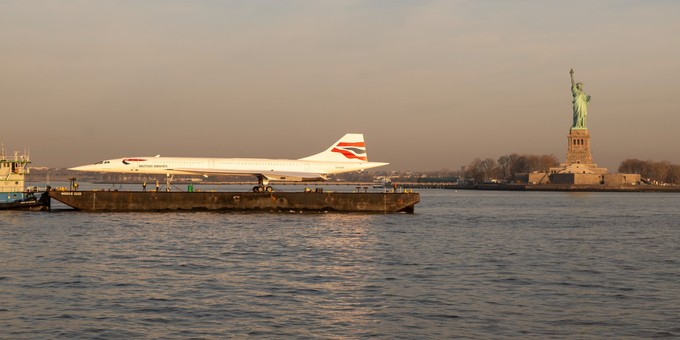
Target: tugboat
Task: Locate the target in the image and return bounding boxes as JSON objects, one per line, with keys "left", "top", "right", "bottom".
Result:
{"left": 372, "top": 176, "right": 392, "bottom": 188}
{"left": 0, "top": 143, "right": 50, "bottom": 211}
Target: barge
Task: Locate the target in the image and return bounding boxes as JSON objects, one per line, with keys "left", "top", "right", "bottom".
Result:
{"left": 49, "top": 190, "right": 420, "bottom": 213}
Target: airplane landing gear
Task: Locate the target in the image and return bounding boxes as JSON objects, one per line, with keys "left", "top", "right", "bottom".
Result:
{"left": 252, "top": 185, "right": 273, "bottom": 193}
{"left": 253, "top": 175, "right": 273, "bottom": 193}
{"left": 165, "top": 173, "right": 174, "bottom": 192}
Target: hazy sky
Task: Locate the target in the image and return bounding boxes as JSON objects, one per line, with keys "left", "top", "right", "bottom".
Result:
{"left": 2, "top": 0, "right": 679, "bottom": 171}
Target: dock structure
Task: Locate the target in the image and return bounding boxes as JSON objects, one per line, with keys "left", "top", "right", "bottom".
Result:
{"left": 49, "top": 190, "right": 420, "bottom": 213}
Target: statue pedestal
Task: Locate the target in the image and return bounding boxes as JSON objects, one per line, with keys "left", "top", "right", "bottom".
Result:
{"left": 566, "top": 128, "right": 593, "bottom": 165}
{"left": 550, "top": 128, "right": 607, "bottom": 175}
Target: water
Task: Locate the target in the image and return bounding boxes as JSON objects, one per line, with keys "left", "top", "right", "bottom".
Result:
{"left": 1, "top": 189, "right": 679, "bottom": 339}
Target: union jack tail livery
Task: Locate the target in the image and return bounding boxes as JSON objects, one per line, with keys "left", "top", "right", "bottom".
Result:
{"left": 299, "top": 133, "right": 369, "bottom": 162}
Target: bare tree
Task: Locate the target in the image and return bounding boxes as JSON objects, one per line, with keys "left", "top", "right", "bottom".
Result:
{"left": 495, "top": 153, "right": 559, "bottom": 181}
{"left": 652, "top": 161, "right": 672, "bottom": 184}
{"left": 619, "top": 159, "right": 680, "bottom": 184}
{"left": 465, "top": 158, "right": 498, "bottom": 183}
{"left": 666, "top": 165, "right": 680, "bottom": 184}
{"left": 619, "top": 159, "right": 648, "bottom": 175}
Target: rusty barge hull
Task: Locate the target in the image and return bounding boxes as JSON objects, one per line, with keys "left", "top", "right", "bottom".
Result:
{"left": 49, "top": 191, "right": 420, "bottom": 213}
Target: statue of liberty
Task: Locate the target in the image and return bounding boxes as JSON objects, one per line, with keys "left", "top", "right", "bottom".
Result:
{"left": 570, "top": 69, "right": 591, "bottom": 129}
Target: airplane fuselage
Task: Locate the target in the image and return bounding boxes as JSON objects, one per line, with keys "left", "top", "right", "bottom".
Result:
{"left": 80, "top": 156, "right": 384, "bottom": 182}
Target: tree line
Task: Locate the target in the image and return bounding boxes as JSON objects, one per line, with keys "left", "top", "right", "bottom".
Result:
{"left": 463, "top": 155, "right": 680, "bottom": 185}
{"left": 618, "top": 159, "right": 680, "bottom": 185}
{"left": 464, "top": 153, "right": 560, "bottom": 183}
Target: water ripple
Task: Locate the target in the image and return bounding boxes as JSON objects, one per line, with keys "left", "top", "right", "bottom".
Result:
{"left": 1, "top": 191, "right": 680, "bottom": 338}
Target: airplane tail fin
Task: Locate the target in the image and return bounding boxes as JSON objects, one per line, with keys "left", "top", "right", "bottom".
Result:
{"left": 299, "top": 133, "right": 368, "bottom": 162}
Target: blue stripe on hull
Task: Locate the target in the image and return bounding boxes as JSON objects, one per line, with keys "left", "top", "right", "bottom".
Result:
{"left": 1, "top": 192, "right": 27, "bottom": 203}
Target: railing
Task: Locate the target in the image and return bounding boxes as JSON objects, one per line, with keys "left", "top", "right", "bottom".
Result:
{"left": 0, "top": 185, "right": 48, "bottom": 193}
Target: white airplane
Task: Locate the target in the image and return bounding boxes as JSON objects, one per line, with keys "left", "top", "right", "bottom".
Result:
{"left": 69, "top": 133, "right": 389, "bottom": 192}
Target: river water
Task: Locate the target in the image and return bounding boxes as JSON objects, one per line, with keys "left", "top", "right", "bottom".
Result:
{"left": 1, "top": 187, "right": 679, "bottom": 339}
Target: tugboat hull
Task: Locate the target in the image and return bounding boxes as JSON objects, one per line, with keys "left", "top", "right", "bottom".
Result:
{"left": 0, "top": 192, "right": 50, "bottom": 211}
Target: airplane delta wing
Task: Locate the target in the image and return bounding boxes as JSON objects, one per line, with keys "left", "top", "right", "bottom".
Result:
{"left": 169, "top": 167, "right": 327, "bottom": 182}
{"left": 69, "top": 133, "right": 389, "bottom": 192}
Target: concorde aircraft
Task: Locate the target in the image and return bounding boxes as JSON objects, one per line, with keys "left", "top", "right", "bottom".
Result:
{"left": 69, "top": 133, "right": 389, "bottom": 192}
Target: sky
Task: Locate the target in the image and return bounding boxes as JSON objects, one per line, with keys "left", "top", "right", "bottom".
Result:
{"left": 1, "top": 0, "right": 679, "bottom": 171}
